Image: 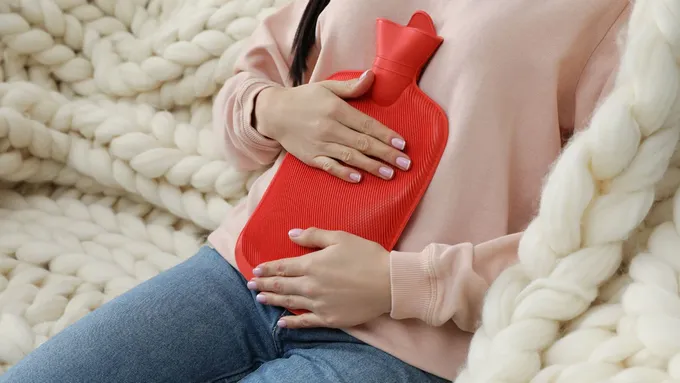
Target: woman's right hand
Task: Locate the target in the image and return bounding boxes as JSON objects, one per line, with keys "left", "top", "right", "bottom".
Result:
{"left": 253, "top": 71, "right": 411, "bottom": 183}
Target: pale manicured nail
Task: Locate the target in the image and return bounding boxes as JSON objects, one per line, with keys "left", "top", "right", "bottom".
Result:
{"left": 396, "top": 157, "right": 411, "bottom": 170}
{"left": 253, "top": 267, "right": 263, "bottom": 276}
{"left": 379, "top": 167, "right": 394, "bottom": 179}
{"left": 391, "top": 138, "right": 406, "bottom": 150}
{"left": 288, "top": 228, "right": 303, "bottom": 237}
{"left": 256, "top": 294, "right": 266, "bottom": 303}
{"left": 349, "top": 173, "right": 362, "bottom": 182}
{"left": 247, "top": 281, "right": 257, "bottom": 290}
{"left": 277, "top": 319, "right": 287, "bottom": 328}
{"left": 359, "top": 70, "right": 369, "bottom": 81}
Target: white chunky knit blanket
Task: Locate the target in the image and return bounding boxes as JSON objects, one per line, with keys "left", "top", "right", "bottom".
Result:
{"left": 1, "top": 0, "right": 680, "bottom": 382}
{"left": 0, "top": 0, "right": 287, "bottom": 374}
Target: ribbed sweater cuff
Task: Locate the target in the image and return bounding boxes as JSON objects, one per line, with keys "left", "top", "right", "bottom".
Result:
{"left": 237, "top": 79, "right": 282, "bottom": 152}
{"left": 389, "top": 249, "right": 435, "bottom": 324}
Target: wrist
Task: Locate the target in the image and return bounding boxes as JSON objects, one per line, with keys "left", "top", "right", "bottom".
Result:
{"left": 253, "top": 86, "right": 281, "bottom": 140}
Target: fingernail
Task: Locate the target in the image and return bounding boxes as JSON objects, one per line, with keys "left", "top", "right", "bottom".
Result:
{"left": 256, "top": 294, "right": 266, "bottom": 303}
{"left": 247, "top": 281, "right": 257, "bottom": 290}
{"left": 391, "top": 138, "right": 406, "bottom": 150}
{"left": 396, "top": 157, "right": 411, "bottom": 170}
{"left": 277, "top": 319, "right": 287, "bottom": 328}
{"left": 253, "top": 267, "right": 263, "bottom": 276}
{"left": 288, "top": 228, "right": 303, "bottom": 237}
{"left": 359, "top": 70, "right": 369, "bottom": 81}
{"left": 379, "top": 167, "right": 394, "bottom": 179}
{"left": 349, "top": 173, "right": 362, "bottom": 182}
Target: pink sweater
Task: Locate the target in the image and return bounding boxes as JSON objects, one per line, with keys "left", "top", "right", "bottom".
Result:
{"left": 208, "top": 0, "right": 630, "bottom": 379}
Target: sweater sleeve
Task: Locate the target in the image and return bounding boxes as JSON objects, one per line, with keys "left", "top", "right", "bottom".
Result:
{"left": 212, "top": 0, "right": 313, "bottom": 170}
{"left": 389, "top": 234, "right": 521, "bottom": 331}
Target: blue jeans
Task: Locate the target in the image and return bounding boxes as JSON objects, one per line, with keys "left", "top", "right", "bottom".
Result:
{"left": 1, "top": 246, "right": 448, "bottom": 383}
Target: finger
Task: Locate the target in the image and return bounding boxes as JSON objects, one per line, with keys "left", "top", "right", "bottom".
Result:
{"left": 333, "top": 103, "right": 406, "bottom": 152}
{"left": 324, "top": 143, "right": 394, "bottom": 180}
{"left": 331, "top": 128, "right": 411, "bottom": 171}
{"left": 256, "top": 293, "right": 314, "bottom": 311}
{"left": 310, "top": 155, "right": 362, "bottom": 183}
{"left": 253, "top": 257, "right": 307, "bottom": 278}
{"left": 247, "top": 276, "right": 307, "bottom": 296}
{"left": 319, "top": 70, "right": 373, "bottom": 99}
{"left": 277, "top": 313, "right": 327, "bottom": 329}
{"left": 288, "top": 227, "right": 346, "bottom": 248}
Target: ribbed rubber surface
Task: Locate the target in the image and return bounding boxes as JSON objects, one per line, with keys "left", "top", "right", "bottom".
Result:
{"left": 236, "top": 71, "right": 449, "bottom": 282}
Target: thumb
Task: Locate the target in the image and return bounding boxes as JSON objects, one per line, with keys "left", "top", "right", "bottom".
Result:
{"left": 319, "top": 70, "right": 374, "bottom": 99}
{"left": 288, "top": 227, "right": 343, "bottom": 249}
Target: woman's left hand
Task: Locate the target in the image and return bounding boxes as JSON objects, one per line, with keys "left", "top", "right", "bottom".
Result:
{"left": 247, "top": 228, "right": 392, "bottom": 329}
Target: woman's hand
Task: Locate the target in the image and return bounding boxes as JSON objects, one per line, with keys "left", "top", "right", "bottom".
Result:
{"left": 253, "top": 71, "right": 411, "bottom": 182}
{"left": 247, "top": 228, "right": 392, "bottom": 329}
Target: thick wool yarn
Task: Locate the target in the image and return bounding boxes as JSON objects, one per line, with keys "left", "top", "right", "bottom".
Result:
{"left": 456, "top": 0, "right": 680, "bottom": 381}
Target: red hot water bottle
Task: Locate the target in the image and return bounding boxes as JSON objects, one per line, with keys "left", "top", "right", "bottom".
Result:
{"left": 236, "top": 11, "right": 448, "bottom": 294}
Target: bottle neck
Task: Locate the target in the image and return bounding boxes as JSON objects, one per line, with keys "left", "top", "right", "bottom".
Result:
{"left": 368, "top": 19, "right": 443, "bottom": 106}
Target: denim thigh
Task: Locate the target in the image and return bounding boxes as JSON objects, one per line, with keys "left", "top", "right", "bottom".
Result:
{"left": 242, "top": 325, "right": 450, "bottom": 383}
{"left": 2, "top": 246, "right": 450, "bottom": 383}
{"left": 1, "top": 246, "right": 284, "bottom": 383}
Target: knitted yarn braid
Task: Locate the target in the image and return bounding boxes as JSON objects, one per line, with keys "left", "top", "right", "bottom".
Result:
{"left": 0, "top": 0, "right": 284, "bottom": 373}
{"left": 456, "top": 0, "right": 680, "bottom": 381}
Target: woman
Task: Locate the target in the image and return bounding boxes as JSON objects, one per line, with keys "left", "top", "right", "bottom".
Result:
{"left": 2, "top": 0, "right": 631, "bottom": 381}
